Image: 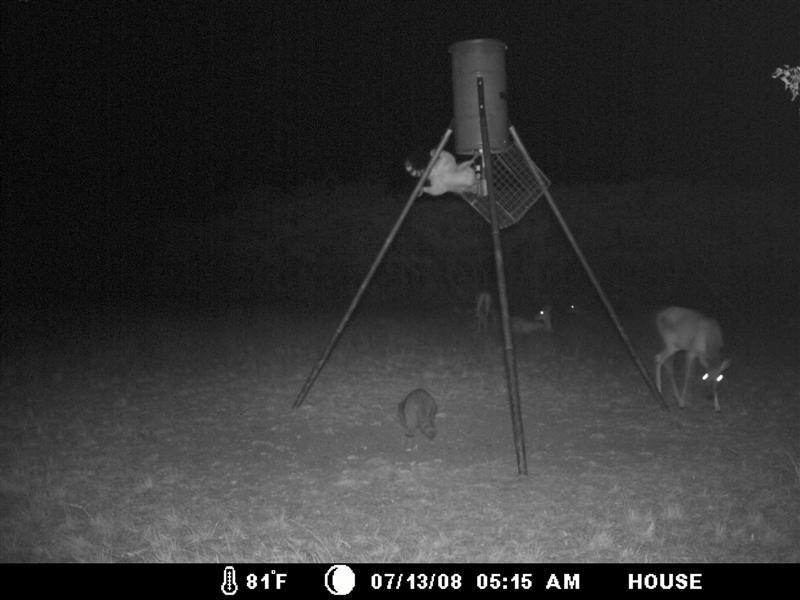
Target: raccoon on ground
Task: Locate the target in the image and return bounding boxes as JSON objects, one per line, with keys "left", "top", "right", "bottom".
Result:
{"left": 397, "top": 388, "right": 438, "bottom": 440}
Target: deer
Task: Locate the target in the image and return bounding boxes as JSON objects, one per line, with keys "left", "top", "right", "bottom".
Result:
{"left": 511, "top": 305, "right": 553, "bottom": 334}
{"left": 476, "top": 293, "right": 555, "bottom": 336}
{"left": 654, "top": 306, "right": 731, "bottom": 412}
{"left": 475, "top": 291, "right": 493, "bottom": 332}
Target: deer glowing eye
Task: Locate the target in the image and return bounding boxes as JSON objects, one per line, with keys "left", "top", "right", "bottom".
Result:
{"left": 716, "top": 374, "right": 724, "bottom": 383}
{"left": 702, "top": 373, "right": 709, "bottom": 381}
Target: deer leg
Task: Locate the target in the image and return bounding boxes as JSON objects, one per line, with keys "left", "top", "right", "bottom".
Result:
{"left": 655, "top": 350, "right": 673, "bottom": 397}
{"left": 660, "top": 354, "right": 678, "bottom": 400}
{"left": 655, "top": 350, "right": 681, "bottom": 407}
{"left": 657, "top": 351, "right": 682, "bottom": 401}
{"left": 679, "top": 352, "right": 694, "bottom": 408}
{"left": 654, "top": 357, "right": 662, "bottom": 393}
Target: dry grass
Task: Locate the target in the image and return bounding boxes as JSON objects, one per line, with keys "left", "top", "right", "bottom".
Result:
{"left": 0, "top": 307, "right": 798, "bottom": 562}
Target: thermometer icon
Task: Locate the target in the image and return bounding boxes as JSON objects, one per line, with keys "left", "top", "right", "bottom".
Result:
{"left": 221, "top": 565, "right": 238, "bottom": 596}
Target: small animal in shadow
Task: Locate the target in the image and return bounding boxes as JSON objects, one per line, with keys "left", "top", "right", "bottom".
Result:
{"left": 397, "top": 388, "right": 438, "bottom": 440}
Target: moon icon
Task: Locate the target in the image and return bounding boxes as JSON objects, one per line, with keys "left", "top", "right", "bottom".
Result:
{"left": 324, "top": 564, "right": 356, "bottom": 596}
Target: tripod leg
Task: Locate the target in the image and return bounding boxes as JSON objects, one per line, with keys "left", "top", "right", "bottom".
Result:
{"left": 509, "top": 126, "right": 669, "bottom": 411}
{"left": 477, "top": 77, "right": 527, "bottom": 477}
{"left": 292, "top": 127, "right": 454, "bottom": 409}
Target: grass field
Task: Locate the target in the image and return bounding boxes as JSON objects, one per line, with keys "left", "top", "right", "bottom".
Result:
{"left": 1, "top": 305, "right": 798, "bottom": 562}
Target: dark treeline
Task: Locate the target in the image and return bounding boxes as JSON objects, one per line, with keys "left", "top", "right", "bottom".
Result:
{"left": 3, "top": 178, "right": 797, "bottom": 325}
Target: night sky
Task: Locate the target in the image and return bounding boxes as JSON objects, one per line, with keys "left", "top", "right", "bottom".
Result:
{"left": 2, "top": 1, "right": 798, "bottom": 305}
